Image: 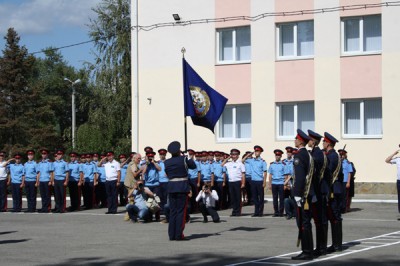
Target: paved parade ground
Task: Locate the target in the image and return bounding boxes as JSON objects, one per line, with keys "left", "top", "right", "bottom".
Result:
{"left": 1, "top": 196, "right": 399, "bottom": 266}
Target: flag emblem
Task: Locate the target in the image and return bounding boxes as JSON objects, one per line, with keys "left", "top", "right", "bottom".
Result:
{"left": 190, "top": 86, "right": 210, "bottom": 118}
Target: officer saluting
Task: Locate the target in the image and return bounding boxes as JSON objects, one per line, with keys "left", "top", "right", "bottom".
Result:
{"left": 323, "top": 132, "right": 344, "bottom": 253}
{"left": 292, "top": 129, "right": 315, "bottom": 260}
{"left": 164, "top": 141, "right": 196, "bottom": 241}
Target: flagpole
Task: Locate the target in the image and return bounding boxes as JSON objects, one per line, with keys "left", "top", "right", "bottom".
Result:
{"left": 182, "top": 47, "right": 188, "bottom": 152}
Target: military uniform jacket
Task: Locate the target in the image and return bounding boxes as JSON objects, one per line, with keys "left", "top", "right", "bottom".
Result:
{"left": 326, "top": 149, "right": 343, "bottom": 195}
{"left": 165, "top": 156, "right": 196, "bottom": 193}
{"left": 293, "top": 147, "right": 312, "bottom": 198}
{"left": 311, "top": 147, "right": 330, "bottom": 195}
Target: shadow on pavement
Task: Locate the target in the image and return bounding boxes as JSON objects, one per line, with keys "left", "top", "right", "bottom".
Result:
{"left": 0, "top": 239, "right": 30, "bottom": 245}
{"left": 0, "top": 231, "right": 18, "bottom": 235}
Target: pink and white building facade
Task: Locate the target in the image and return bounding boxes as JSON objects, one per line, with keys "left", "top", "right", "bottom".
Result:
{"left": 134, "top": 0, "right": 400, "bottom": 191}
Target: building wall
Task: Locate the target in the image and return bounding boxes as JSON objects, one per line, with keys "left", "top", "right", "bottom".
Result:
{"left": 135, "top": 0, "right": 400, "bottom": 186}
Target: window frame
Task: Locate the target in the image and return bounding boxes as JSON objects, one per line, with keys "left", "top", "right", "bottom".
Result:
{"left": 216, "top": 26, "right": 251, "bottom": 65}
{"left": 276, "top": 20, "right": 314, "bottom": 61}
{"left": 341, "top": 14, "right": 382, "bottom": 56}
{"left": 276, "top": 101, "right": 315, "bottom": 140}
{"left": 216, "top": 104, "right": 251, "bottom": 143}
{"left": 341, "top": 98, "right": 383, "bottom": 139}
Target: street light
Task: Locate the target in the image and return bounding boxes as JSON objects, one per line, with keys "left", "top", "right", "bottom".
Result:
{"left": 64, "top": 78, "right": 81, "bottom": 149}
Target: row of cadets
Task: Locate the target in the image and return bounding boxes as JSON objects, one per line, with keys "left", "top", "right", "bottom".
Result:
{"left": 268, "top": 149, "right": 286, "bottom": 217}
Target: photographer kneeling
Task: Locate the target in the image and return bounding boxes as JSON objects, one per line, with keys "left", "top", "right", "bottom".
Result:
{"left": 126, "top": 180, "right": 154, "bottom": 223}
{"left": 196, "top": 183, "right": 220, "bottom": 223}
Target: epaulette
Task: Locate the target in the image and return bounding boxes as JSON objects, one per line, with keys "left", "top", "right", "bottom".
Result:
{"left": 282, "top": 161, "right": 286, "bottom": 165}
{"left": 270, "top": 161, "right": 274, "bottom": 165}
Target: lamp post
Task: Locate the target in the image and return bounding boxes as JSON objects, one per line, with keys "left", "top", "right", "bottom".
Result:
{"left": 64, "top": 78, "right": 81, "bottom": 149}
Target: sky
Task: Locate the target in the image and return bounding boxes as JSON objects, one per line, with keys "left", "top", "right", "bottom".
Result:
{"left": 0, "top": 0, "right": 103, "bottom": 69}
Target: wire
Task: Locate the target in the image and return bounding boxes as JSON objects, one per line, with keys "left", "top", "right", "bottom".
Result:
{"left": 30, "top": 1, "right": 400, "bottom": 55}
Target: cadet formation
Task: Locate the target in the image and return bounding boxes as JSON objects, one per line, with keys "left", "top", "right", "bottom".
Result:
{"left": 0, "top": 130, "right": 357, "bottom": 259}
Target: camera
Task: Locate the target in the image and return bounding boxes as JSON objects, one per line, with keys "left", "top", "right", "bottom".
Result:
{"left": 204, "top": 184, "right": 209, "bottom": 190}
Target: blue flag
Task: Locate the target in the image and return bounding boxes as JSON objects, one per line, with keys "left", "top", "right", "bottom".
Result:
{"left": 183, "top": 58, "right": 228, "bottom": 132}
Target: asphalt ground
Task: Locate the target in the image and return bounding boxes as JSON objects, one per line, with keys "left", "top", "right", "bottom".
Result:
{"left": 1, "top": 197, "right": 399, "bottom": 266}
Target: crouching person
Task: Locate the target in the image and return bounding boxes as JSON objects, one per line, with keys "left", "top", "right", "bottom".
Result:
{"left": 126, "top": 180, "right": 153, "bottom": 223}
{"left": 196, "top": 183, "right": 220, "bottom": 223}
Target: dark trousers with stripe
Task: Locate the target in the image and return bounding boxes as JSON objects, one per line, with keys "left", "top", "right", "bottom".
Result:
{"left": 0, "top": 179, "right": 7, "bottom": 211}
{"left": 271, "top": 184, "right": 284, "bottom": 215}
{"left": 54, "top": 180, "right": 66, "bottom": 212}
{"left": 39, "top": 181, "right": 51, "bottom": 211}
{"left": 251, "top": 180, "right": 264, "bottom": 215}
{"left": 11, "top": 183, "right": 22, "bottom": 212}
{"left": 168, "top": 192, "right": 188, "bottom": 240}
{"left": 25, "top": 181, "right": 37, "bottom": 211}
{"left": 229, "top": 181, "right": 242, "bottom": 216}
{"left": 105, "top": 180, "right": 118, "bottom": 212}
{"left": 68, "top": 180, "right": 81, "bottom": 211}
{"left": 159, "top": 182, "right": 168, "bottom": 213}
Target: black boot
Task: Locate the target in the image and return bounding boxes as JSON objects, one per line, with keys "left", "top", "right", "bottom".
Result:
{"left": 327, "top": 222, "right": 337, "bottom": 253}
{"left": 336, "top": 221, "right": 343, "bottom": 251}
{"left": 292, "top": 229, "right": 314, "bottom": 260}
{"left": 320, "top": 223, "right": 328, "bottom": 255}
{"left": 313, "top": 225, "right": 322, "bottom": 257}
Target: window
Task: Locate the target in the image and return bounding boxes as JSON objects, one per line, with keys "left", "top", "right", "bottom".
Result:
{"left": 276, "top": 102, "right": 315, "bottom": 139}
{"left": 277, "top": 20, "right": 314, "bottom": 59}
{"left": 342, "top": 15, "right": 381, "bottom": 54}
{"left": 342, "top": 99, "right": 382, "bottom": 138}
{"left": 218, "top": 104, "right": 251, "bottom": 141}
{"left": 217, "top": 26, "right": 251, "bottom": 63}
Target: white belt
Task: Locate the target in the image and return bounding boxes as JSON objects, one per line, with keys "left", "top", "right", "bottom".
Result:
{"left": 169, "top": 177, "right": 188, "bottom": 182}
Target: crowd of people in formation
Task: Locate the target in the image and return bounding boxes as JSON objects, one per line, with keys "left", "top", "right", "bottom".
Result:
{"left": 0, "top": 129, "right": 356, "bottom": 258}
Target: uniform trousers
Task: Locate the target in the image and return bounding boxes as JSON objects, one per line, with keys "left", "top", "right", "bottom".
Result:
{"left": 168, "top": 192, "right": 188, "bottom": 240}
{"left": 327, "top": 193, "right": 342, "bottom": 223}
{"left": 284, "top": 197, "right": 296, "bottom": 218}
{"left": 229, "top": 181, "right": 242, "bottom": 216}
{"left": 397, "top": 180, "right": 400, "bottom": 213}
{"left": 271, "top": 184, "right": 284, "bottom": 215}
{"left": 244, "top": 178, "right": 252, "bottom": 204}
{"left": 215, "top": 181, "right": 228, "bottom": 210}
{"left": 117, "top": 182, "right": 127, "bottom": 206}
{"left": 25, "top": 181, "right": 37, "bottom": 211}
{"left": 96, "top": 182, "right": 107, "bottom": 207}
{"left": 83, "top": 181, "right": 95, "bottom": 209}
{"left": 54, "top": 180, "right": 66, "bottom": 212}
{"left": 11, "top": 183, "right": 22, "bottom": 212}
{"left": 251, "top": 180, "right": 264, "bottom": 215}
{"left": 0, "top": 179, "right": 8, "bottom": 211}
{"left": 340, "top": 183, "right": 349, "bottom": 213}
{"left": 105, "top": 180, "right": 118, "bottom": 213}
{"left": 159, "top": 182, "right": 168, "bottom": 214}
{"left": 68, "top": 180, "right": 81, "bottom": 211}
{"left": 39, "top": 181, "right": 51, "bottom": 212}
{"left": 188, "top": 179, "right": 199, "bottom": 213}
{"left": 296, "top": 198, "right": 314, "bottom": 254}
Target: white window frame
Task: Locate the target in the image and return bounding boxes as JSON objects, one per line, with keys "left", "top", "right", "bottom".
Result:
{"left": 276, "top": 102, "right": 314, "bottom": 140}
{"left": 276, "top": 20, "right": 314, "bottom": 60}
{"left": 341, "top": 15, "right": 382, "bottom": 56}
{"left": 216, "top": 26, "right": 251, "bottom": 65}
{"left": 341, "top": 99, "right": 383, "bottom": 139}
{"left": 216, "top": 104, "right": 251, "bottom": 143}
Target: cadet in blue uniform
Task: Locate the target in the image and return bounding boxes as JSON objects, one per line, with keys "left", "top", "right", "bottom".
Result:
{"left": 200, "top": 151, "right": 213, "bottom": 187}
{"left": 187, "top": 149, "right": 200, "bottom": 213}
{"left": 24, "top": 150, "right": 38, "bottom": 212}
{"left": 96, "top": 153, "right": 107, "bottom": 208}
{"left": 323, "top": 132, "right": 344, "bottom": 253}
{"left": 118, "top": 154, "right": 129, "bottom": 206}
{"left": 158, "top": 148, "right": 169, "bottom": 215}
{"left": 212, "top": 152, "right": 227, "bottom": 210}
{"left": 292, "top": 129, "right": 315, "bottom": 260}
{"left": 68, "top": 152, "right": 82, "bottom": 212}
{"left": 164, "top": 141, "right": 196, "bottom": 240}
{"left": 7, "top": 154, "right": 25, "bottom": 212}
{"left": 242, "top": 151, "right": 253, "bottom": 206}
{"left": 37, "top": 149, "right": 53, "bottom": 213}
{"left": 52, "top": 150, "right": 69, "bottom": 213}
{"left": 81, "top": 154, "right": 98, "bottom": 210}
{"left": 248, "top": 146, "right": 267, "bottom": 217}
{"left": 338, "top": 149, "right": 353, "bottom": 214}
{"left": 268, "top": 149, "right": 286, "bottom": 217}
{"left": 283, "top": 147, "right": 294, "bottom": 199}
{"left": 0, "top": 151, "right": 8, "bottom": 212}
{"left": 307, "top": 130, "right": 328, "bottom": 256}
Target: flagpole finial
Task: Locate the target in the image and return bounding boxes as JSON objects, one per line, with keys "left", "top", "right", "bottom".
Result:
{"left": 181, "top": 47, "right": 186, "bottom": 58}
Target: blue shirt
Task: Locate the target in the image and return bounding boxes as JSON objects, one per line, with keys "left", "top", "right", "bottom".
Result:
{"left": 212, "top": 160, "right": 225, "bottom": 182}
{"left": 9, "top": 163, "right": 25, "bottom": 184}
{"left": 200, "top": 162, "right": 213, "bottom": 182}
{"left": 244, "top": 159, "right": 253, "bottom": 179}
{"left": 144, "top": 163, "right": 159, "bottom": 187}
{"left": 37, "top": 160, "right": 53, "bottom": 182}
{"left": 249, "top": 157, "right": 267, "bottom": 181}
{"left": 68, "top": 161, "right": 81, "bottom": 182}
{"left": 283, "top": 158, "right": 294, "bottom": 176}
{"left": 120, "top": 164, "right": 128, "bottom": 182}
{"left": 342, "top": 159, "right": 354, "bottom": 183}
{"left": 53, "top": 160, "right": 69, "bottom": 181}
{"left": 24, "top": 160, "right": 38, "bottom": 182}
{"left": 158, "top": 160, "right": 168, "bottom": 183}
{"left": 97, "top": 166, "right": 106, "bottom": 182}
{"left": 268, "top": 161, "right": 286, "bottom": 185}
{"left": 188, "top": 161, "right": 200, "bottom": 180}
{"left": 81, "top": 162, "right": 97, "bottom": 182}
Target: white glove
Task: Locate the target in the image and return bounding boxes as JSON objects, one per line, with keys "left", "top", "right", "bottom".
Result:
{"left": 312, "top": 195, "right": 317, "bottom": 203}
{"left": 294, "top": 196, "right": 302, "bottom": 207}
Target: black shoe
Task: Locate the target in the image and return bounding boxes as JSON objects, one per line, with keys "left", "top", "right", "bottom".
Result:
{"left": 272, "top": 213, "right": 279, "bottom": 217}
{"left": 105, "top": 211, "right": 117, "bottom": 214}
{"left": 251, "top": 214, "right": 258, "bottom": 217}
{"left": 176, "top": 237, "right": 190, "bottom": 241}
{"left": 202, "top": 218, "right": 208, "bottom": 223}
{"left": 291, "top": 252, "right": 313, "bottom": 260}
{"left": 327, "top": 245, "right": 338, "bottom": 253}
{"left": 213, "top": 219, "right": 221, "bottom": 223}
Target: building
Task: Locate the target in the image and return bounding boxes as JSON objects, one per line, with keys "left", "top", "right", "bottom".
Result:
{"left": 133, "top": 0, "right": 400, "bottom": 193}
